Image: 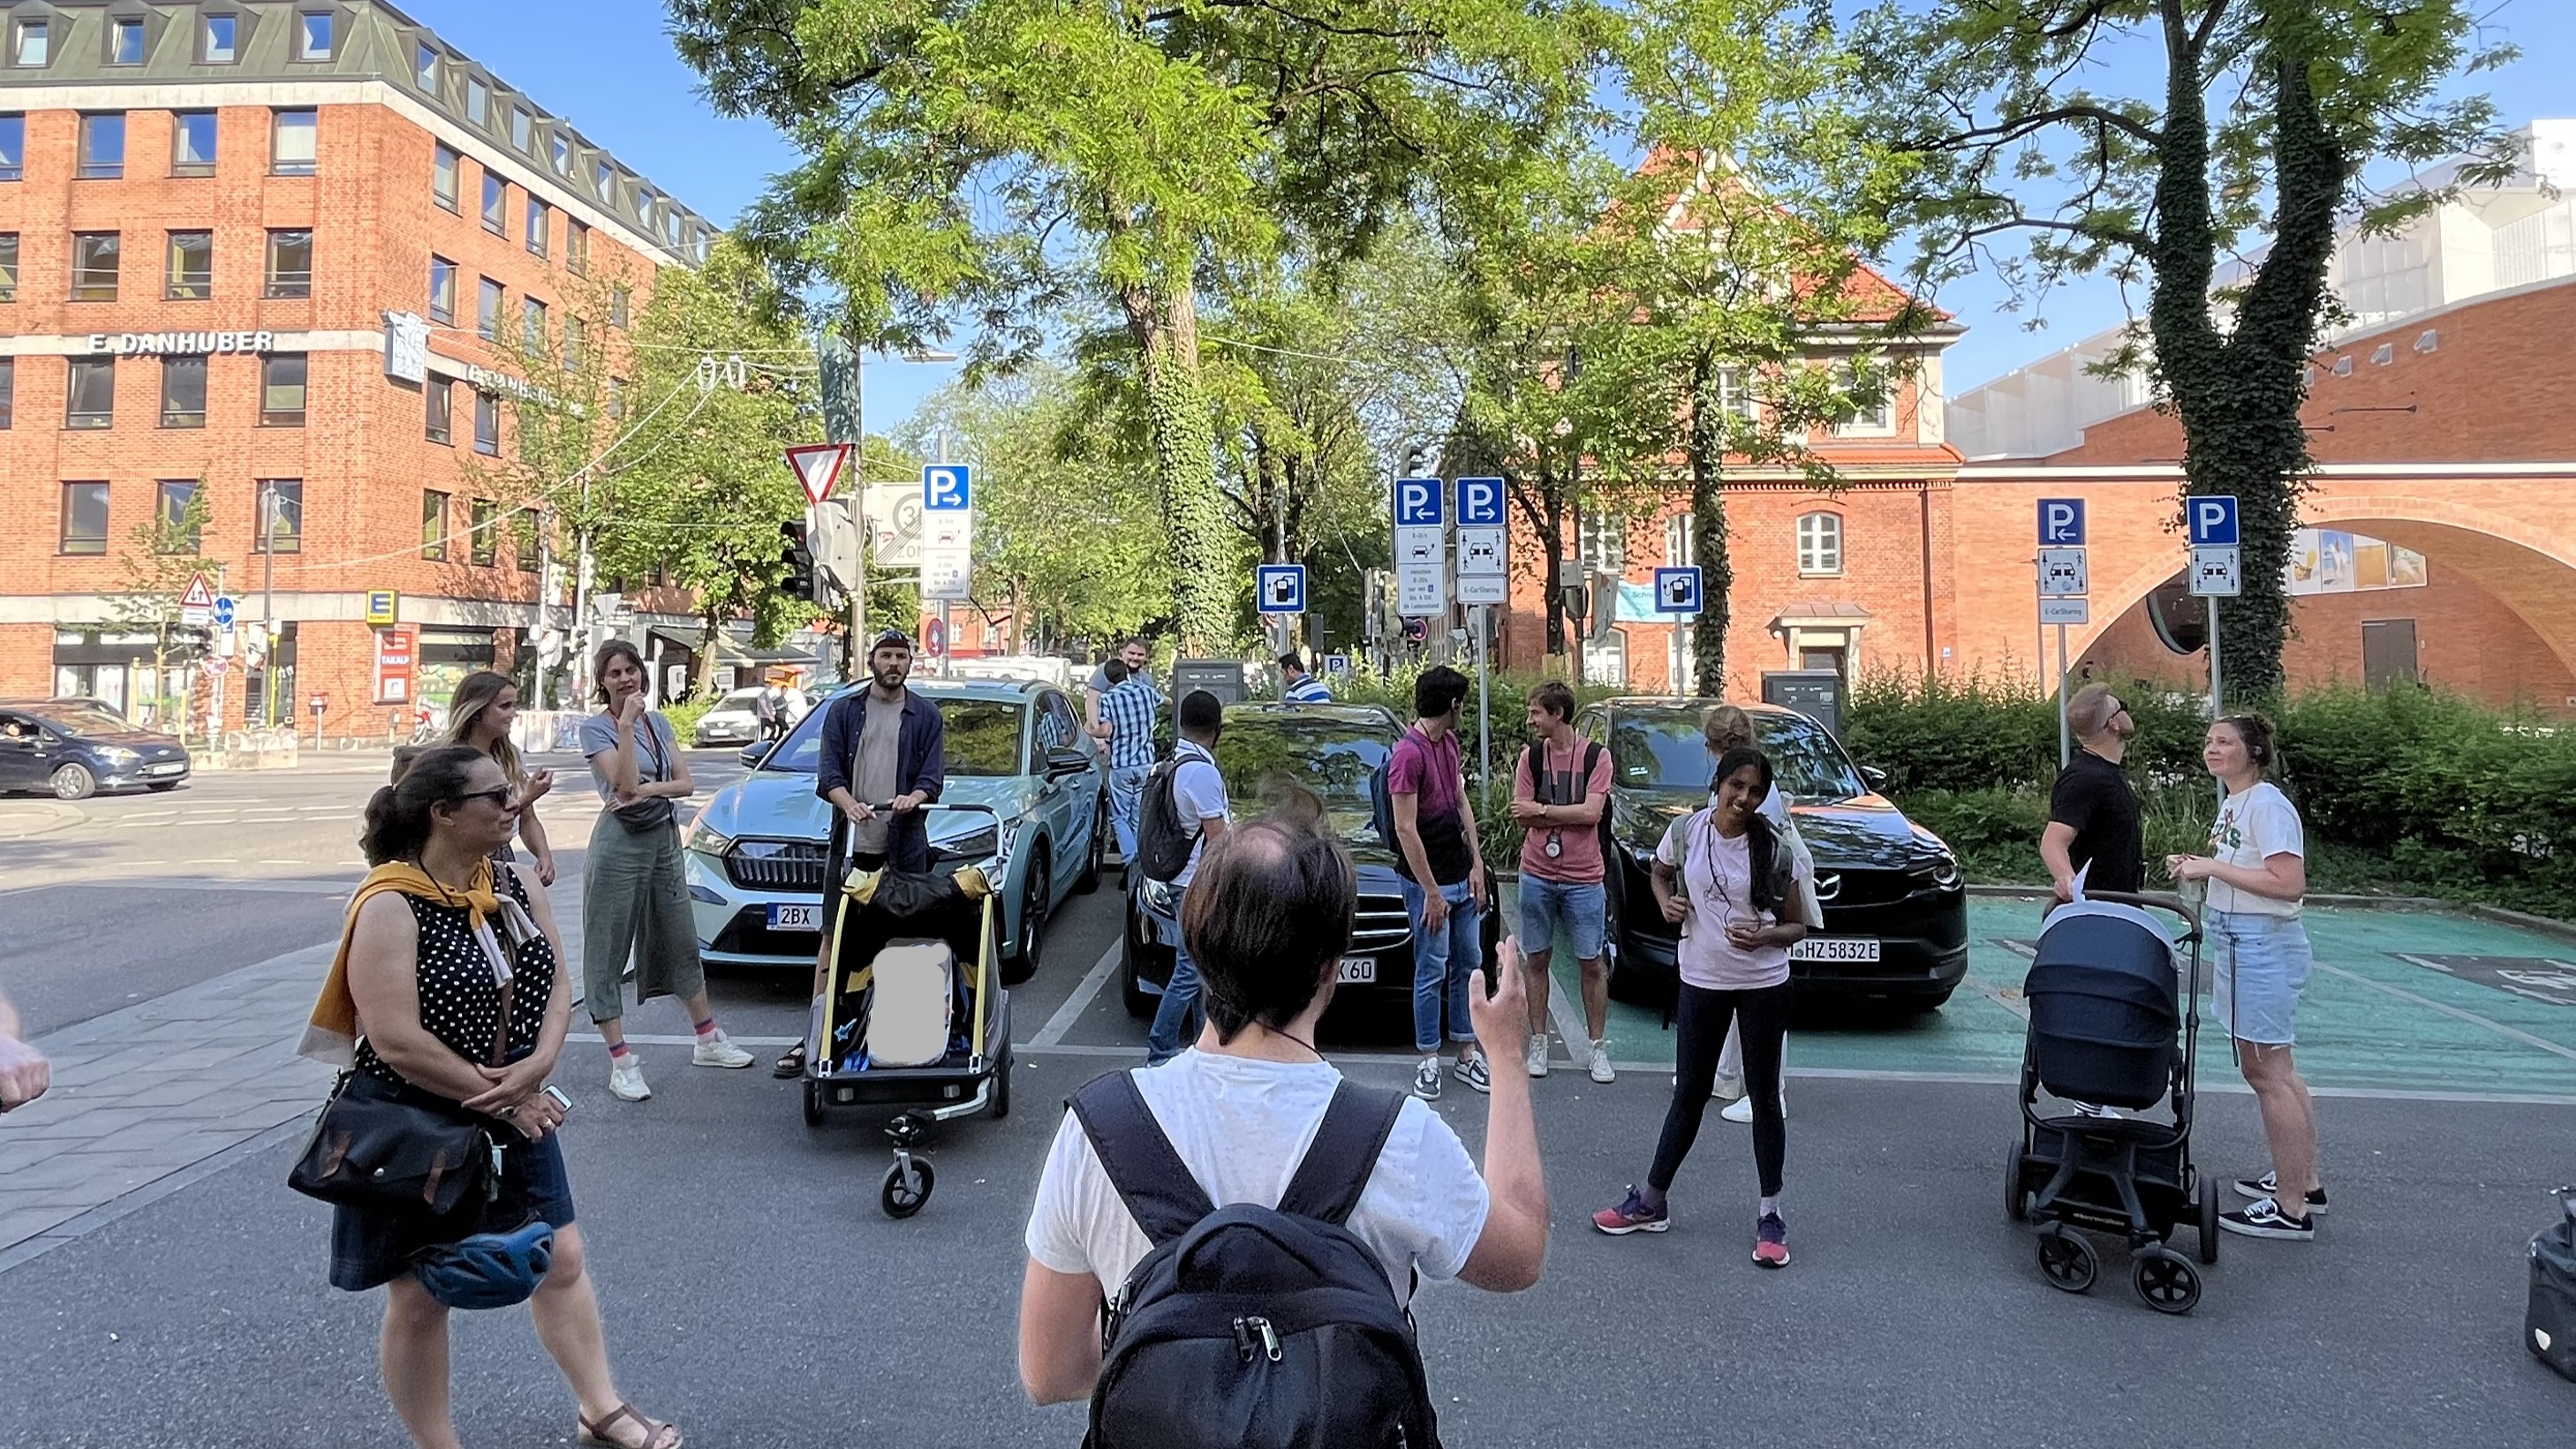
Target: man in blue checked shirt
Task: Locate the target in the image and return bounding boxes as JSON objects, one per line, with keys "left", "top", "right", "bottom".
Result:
{"left": 1088, "top": 657, "right": 1164, "bottom": 864}
{"left": 1280, "top": 651, "right": 1333, "bottom": 704}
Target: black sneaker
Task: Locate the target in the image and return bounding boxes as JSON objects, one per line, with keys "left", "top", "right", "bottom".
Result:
{"left": 2218, "top": 1196, "right": 2316, "bottom": 1241}
{"left": 2232, "top": 1171, "right": 2327, "bottom": 1214}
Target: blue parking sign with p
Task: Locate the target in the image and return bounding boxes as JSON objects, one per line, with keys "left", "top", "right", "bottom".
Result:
{"left": 2038, "top": 498, "right": 2087, "bottom": 546}
{"left": 924, "top": 464, "right": 971, "bottom": 511}
{"left": 1394, "top": 477, "right": 1444, "bottom": 526}
{"left": 1456, "top": 477, "right": 1505, "bottom": 527}
{"left": 2188, "top": 495, "right": 2240, "bottom": 546}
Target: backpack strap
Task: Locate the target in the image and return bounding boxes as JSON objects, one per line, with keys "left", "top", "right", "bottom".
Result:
{"left": 1275, "top": 1082, "right": 1406, "bottom": 1226}
{"left": 1069, "top": 1071, "right": 1217, "bottom": 1246}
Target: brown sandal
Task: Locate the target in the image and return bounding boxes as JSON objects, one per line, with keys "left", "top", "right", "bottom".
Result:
{"left": 578, "top": 1403, "right": 681, "bottom": 1449}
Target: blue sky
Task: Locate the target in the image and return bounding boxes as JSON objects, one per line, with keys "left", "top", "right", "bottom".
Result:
{"left": 405, "top": 0, "right": 2572, "bottom": 418}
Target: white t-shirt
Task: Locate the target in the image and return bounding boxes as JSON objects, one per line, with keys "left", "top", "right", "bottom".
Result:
{"left": 1655, "top": 810, "right": 1793, "bottom": 990}
{"left": 1024, "top": 1052, "right": 1491, "bottom": 1304}
{"left": 2205, "top": 781, "right": 2304, "bottom": 917}
{"left": 1170, "top": 741, "right": 1230, "bottom": 889}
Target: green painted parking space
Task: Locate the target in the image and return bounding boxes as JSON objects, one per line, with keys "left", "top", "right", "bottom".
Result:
{"left": 1505, "top": 883, "right": 2576, "bottom": 1097}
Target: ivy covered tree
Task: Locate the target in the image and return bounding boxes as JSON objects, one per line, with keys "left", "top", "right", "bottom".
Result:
{"left": 1867, "top": 0, "right": 2513, "bottom": 698}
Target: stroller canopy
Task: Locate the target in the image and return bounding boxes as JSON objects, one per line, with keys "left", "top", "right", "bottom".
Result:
{"left": 2025, "top": 902, "right": 2184, "bottom": 1110}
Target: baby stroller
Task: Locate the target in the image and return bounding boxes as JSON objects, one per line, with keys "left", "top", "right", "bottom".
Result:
{"left": 800, "top": 803, "right": 1012, "bottom": 1219}
{"left": 2003, "top": 893, "right": 2217, "bottom": 1313}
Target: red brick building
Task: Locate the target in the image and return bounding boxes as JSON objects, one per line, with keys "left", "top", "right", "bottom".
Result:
{"left": 0, "top": 0, "right": 715, "bottom": 740}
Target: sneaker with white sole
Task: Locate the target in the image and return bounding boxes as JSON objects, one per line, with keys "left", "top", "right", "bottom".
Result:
{"left": 1720, "top": 1092, "right": 1786, "bottom": 1124}
{"left": 1525, "top": 1032, "right": 1550, "bottom": 1079}
{"left": 692, "top": 1031, "right": 754, "bottom": 1069}
{"left": 608, "top": 1059, "right": 650, "bottom": 1101}
{"left": 1412, "top": 1057, "right": 1444, "bottom": 1101}
{"left": 1454, "top": 1054, "right": 1492, "bottom": 1095}
{"left": 2233, "top": 1171, "right": 2328, "bottom": 1214}
{"left": 1589, "top": 1041, "right": 1616, "bottom": 1083}
{"left": 2218, "top": 1196, "right": 2315, "bottom": 1241}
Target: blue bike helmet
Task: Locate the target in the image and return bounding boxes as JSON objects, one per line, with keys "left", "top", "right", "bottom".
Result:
{"left": 415, "top": 1220, "right": 555, "bottom": 1310}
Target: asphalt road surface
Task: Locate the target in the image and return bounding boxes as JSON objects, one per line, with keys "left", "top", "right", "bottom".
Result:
{"left": 2, "top": 753, "right": 2571, "bottom": 1446}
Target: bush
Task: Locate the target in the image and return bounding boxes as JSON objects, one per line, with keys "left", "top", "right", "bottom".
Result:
{"left": 663, "top": 696, "right": 717, "bottom": 745}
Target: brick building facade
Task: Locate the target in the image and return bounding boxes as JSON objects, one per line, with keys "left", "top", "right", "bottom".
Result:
{"left": 0, "top": 0, "right": 714, "bottom": 740}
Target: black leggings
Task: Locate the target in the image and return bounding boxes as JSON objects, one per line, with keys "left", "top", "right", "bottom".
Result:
{"left": 1650, "top": 981, "right": 1790, "bottom": 1198}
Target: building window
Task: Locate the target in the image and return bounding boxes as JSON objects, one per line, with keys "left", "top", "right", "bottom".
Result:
{"left": 264, "top": 230, "right": 314, "bottom": 298}
{"left": 1577, "top": 511, "right": 1626, "bottom": 576}
{"left": 72, "top": 233, "right": 121, "bottom": 301}
{"left": 272, "top": 109, "right": 318, "bottom": 176}
{"left": 1831, "top": 364, "right": 1892, "bottom": 434}
{"left": 261, "top": 355, "right": 308, "bottom": 426}
{"left": 465, "top": 77, "right": 489, "bottom": 126}
{"left": 1795, "top": 511, "right": 1843, "bottom": 576}
{"left": 567, "top": 222, "right": 590, "bottom": 276}
{"left": 593, "top": 159, "right": 616, "bottom": 196}
{"left": 510, "top": 107, "right": 533, "bottom": 153}
{"left": 79, "top": 113, "right": 125, "bottom": 179}
{"left": 428, "top": 255, "right": 457, "bottom": 325}
{"left": 607, "top": 376, "right": 626, "bottom": 421}
{"left": 481, "top": 173, "right": 506, "bottom": 234}
{"left": 1714, "top": 366, "right": 1755, "bottom": 422}
{"left": 550, "top": 132, "right": 571, "bottom": 176}
{"left": 473, "top": 390, "right": 499, "bottom": 454}
{"left": 171, "top": 110, "right": 218, "bottom": 175}
{"left": 414, "top": 42, "right": 440, "bottom": 91}
{"left": 516, "top": 511, "right": 541, "bottom": 572}
{"left": 257, "top": 479, "right": 302, "bottom": 554}
{"left": 1663, "top": 514, "right": 1694, "bottom": 568}
{"left": 14, "top": 17, "right": 49, "bottom": 67}
{"left": 522, "top": 297, "right": 547, "bottom": 351}
{"left": 0, "top": 232, "right": 16, "bottom": 300}
{"left": 166, "top": 230, "right": 213, "bottom": 298}
{"left": 296, "top": 11, "right": 334, "bottom": 61}
{"left": 110, "top": 18, "right": 146, "bottom": 66}
{"left": 420, "top": 491, "right": 449, "bottom": 560}
{"left": 202, "top": 13, "right": 238, "bottom": 64}
{"left": 425, "top": 380, "right": 452, "bottom": 443}
{"left": 60, "top": 483, "right": 110, "bottom": 555}
{"left": 0, "top": 358, "right": 12, "bottom": 428}
{"left": 65, "top": 358, "right": 116, "bottom": 428}
{"left": 155, "top": 481, "right": 200, "bottom": 552}
{"left": 564, "top": 319, "right": 586, "bottom": 374}
{"left": 469, "top": 499, "right": 497, "bottom": 566}
{"left": 477, "top": 277, "right": 503, "bottom": 341}
{"left": 159, "top": 356, "right": 207, "bottom": 427}
{"left": 610, "top": 285, "right": 631, "bottom": 328}
{"left": 0, "top": 115, "right": 22, "bottom": 180}
{"left": 432, "top": 143, "right": 458, "bottom": 210}
{"left": 525, "top": 199, "right": 549, "bottom": 257}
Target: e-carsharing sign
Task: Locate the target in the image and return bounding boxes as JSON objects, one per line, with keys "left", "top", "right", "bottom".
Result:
{"left": 2038, "top": 498, "right": 2087, "bottom": 547}
{"left": 1394, "top": 476, "right": 1445, "bottom": 527}
{"left": 1455, "top": 477, "right": 1505, "bottom": 527}
{"left": 2187, "top": 495, "right": 2240, "bottom": 546}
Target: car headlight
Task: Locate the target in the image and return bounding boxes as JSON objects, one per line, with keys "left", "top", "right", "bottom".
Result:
{"left": 96, "top": 746, "right": 140, "bottom": 765}
{"left": 933, "top": 826, "right": 1001, "bottom": 863}
{"left": 1139, "top": 876, "right": 1177, "bottom": 917}
{"left": 685, "top": 825, "right": 734, "bottom": 858}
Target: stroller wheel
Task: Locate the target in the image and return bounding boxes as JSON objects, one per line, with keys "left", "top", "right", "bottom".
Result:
{"left": 880, "top": 1158, "right": 936, "bottom": 1219}
{"left": 2134, "top": 1254, "right": 2201, "bottom": 1315}
{"left": 2004, "top": 1140, "right": 2029, "bottom": 1223}
{"left": 801, "top": 1078, "right": 826, "bottom": 1128}
{"left": 2036, "top": 1229, "right": 2097, "bottom": 1294}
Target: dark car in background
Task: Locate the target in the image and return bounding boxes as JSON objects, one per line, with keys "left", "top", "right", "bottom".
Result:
{"left": 0, "top": 698, "right": 193, "bottom": 800}
{"left": 1579, "top": 698, "right": 1968, "bottom": 1012}
{"left": 1122, "top": 702, "right": 1500, "bottom": 1021}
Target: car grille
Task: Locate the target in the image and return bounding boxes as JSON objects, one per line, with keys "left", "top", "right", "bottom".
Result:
{"left": 724, "top": 839, "right": 828, "bottom": 892}
{"left": 1353, "top": 894, "right": 1411, "bottom": 952}
{"left": 1817, "top": 867, "right": 1924, "bottom": 909}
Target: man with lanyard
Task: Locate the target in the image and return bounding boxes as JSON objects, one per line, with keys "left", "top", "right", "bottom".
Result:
{"left": 1389, "top": 665, "right": 1490, "bottom": 1100}
{"left": 1510, "top": 680, "right": 1614, "bottom": 1083}
{"left": 1280, "top": 651, "right": 1333, "bottom": 704}
{"left": 1143, "top": 691, "right": 1232, "bottom": 1066}
{"left": 774, "top": 629, "right": 949, "bottom": 1078}
{"left": 2038, "top": 682, "right": 2142, "bottom": 1118}
{"left": 1089, "top": 657, "right": 1165, "bottom": 866}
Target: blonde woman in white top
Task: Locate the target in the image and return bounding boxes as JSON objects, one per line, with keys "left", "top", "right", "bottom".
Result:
{"left": 2166, "top": 713, "right": 2323, "bottom": 1242}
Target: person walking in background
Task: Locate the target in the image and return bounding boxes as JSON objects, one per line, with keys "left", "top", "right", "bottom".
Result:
{"left": 321, "top": 744, "right": 680, "bottom": 1449}
{"left": 1084, "top": 637, "right": 1153, "bottom": 736}
{"left": 1088, "top": 656, "right": 1165, "bottom": 865}
{"left": 579, "top": 641, "right": 752, "bottom": 1103}
{"left": 2041, "top": 683, "right": 2143, "bottom": 904}
{"left": 1700, "top": 706, "right": 1820, "bottom": 1124}
{"left": 1510, "top": 681, "right": 1614, "bottom": 1083}
{"left": 1142, "top": 691, "right": 1232, "bottom": 1066}
{"left": 1388, "top": 665, "right": 1490, "bottom": 1101}
{"left": 0, "top": 985, "right": 49, "bottom": 1112}
{"left": 1280, "top": 651, "right": 1333, "bottom": 704}
{"left": 1595, "top": 747, "right": 1812, "bottom": 1267}
{"left": 2167, "top": 713, "right": 2324, "bottom": 1242}
{"left": 447, "top": 671, "right": 558, "bottom": 888}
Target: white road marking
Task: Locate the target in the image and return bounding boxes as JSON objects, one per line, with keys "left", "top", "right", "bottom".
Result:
{"left": 2320, "top": 959, "right": 2576, "bottom": 1064}
{"left": 1030, "top": 940, "right": 1124, "bottom": 1048}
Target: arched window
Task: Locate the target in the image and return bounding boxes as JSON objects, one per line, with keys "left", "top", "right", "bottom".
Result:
{"left": 1795, "top": 511, "right": 1842, "bottom": 576}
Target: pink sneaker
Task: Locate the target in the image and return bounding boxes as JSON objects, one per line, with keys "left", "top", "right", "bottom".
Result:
{"left": 1753, "top": 1211, "right": 1790, "bottom": 1267}
{"left": 1591, "top": 1187, "right": 1669, "bottom": 1235}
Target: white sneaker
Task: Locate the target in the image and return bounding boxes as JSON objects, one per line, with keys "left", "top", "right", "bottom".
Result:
{"left": 1720, "top": 1092, "right": 1784, "bottom": 1124}
{"left": 608, "top": 1059, "right": 651, "bottom": 1101}
{"left": 1525, "top": 1032, "right": 1551, "bottom": 1078}
{"left": 692, "top": 1031, "right": 755, "bottom": 1069}
{"left": 1588, "top": 1040, "right": 1616, "bottom": 1084}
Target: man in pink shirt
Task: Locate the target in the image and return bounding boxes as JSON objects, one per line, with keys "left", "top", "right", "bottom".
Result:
{"left": 1510, "top": 681, "right": 1615, "bottom": 1083}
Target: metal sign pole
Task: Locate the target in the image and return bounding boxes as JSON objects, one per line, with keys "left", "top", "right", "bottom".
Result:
{"left": 1476, "top": 606, "right": 1492, "bottom": 817}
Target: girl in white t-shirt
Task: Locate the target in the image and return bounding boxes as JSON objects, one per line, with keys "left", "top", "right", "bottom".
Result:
{"left": 2165, "top": 713, "right": 2323, "bottom": 1242}
{"left": 1593, "top": 748, "right": 1810, "bottom": 1267}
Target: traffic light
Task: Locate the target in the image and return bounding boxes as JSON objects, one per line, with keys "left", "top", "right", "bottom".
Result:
{"left": 778, "top": 520, "right": 816, "bottom": 604}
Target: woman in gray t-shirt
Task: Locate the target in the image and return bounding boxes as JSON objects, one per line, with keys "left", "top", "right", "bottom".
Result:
{"left": 578, "top": 641, "right": 753, "bottom": 1102}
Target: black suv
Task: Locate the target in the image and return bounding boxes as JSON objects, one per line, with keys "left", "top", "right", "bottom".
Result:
{"left": 1579, "top": 698, "right": 1968, "bottom": 1011}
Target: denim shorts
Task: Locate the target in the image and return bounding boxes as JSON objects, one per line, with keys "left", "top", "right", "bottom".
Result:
{"left": 1518, "top": 875, "right": 1605, "bottom": 961}
{"left": 2210, "top": 910, "right": 2315, "bottom": 1046}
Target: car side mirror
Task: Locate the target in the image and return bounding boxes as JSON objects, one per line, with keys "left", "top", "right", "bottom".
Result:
{"left": 1046, "top": 747, "right": 1092, "bottom": 777}
{"left": 1861, "top": 766, "right": 1889, "bottom": 790}
{"left": 738, "top": 743, "right": 771, "bottom": 769}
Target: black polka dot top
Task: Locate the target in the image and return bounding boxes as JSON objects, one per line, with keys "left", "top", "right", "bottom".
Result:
{"left": 356, "top": 870, "right": 558, "bottom": 1088}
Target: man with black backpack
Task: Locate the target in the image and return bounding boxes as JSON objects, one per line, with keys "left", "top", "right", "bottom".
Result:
{"left": 1018, "top": 805, "right": 1550, "bottom": 1445}
{"left": 1510, "top": 680, "right": 1615, "bottom": 1083}
{"left": 1138, "top": 691, "right": 1232, "bottom": 1066}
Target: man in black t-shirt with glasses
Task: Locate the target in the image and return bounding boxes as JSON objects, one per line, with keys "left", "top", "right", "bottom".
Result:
{"left": 2042, "top": 683, "right": 2144, "bottom": 902}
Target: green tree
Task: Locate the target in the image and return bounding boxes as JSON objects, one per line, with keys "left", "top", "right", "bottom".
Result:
{"left": 105, "top": 481, "right": 215, "bottom": 741}
{"left": 1868, "top": 0, "right": 2512, "bottom": 699}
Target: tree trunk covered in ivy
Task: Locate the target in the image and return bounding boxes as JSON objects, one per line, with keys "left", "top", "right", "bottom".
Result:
{"left": 1120, "top": 283, "right": 1235, "bottom": 654}
{"left": 1686, "top": 352, "right": 1733, "bottom": 698}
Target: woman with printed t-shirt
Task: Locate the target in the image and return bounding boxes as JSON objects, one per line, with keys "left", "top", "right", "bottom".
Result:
{"left": 1594, "top": 747, "right": 1812, "bottom": 1267}
{"left": 2166, "top": 713, "right": 2324, "bottom": 1242}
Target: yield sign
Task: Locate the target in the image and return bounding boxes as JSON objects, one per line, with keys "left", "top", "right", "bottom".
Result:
{"left": 179, "top": 574, "right": 215, "bottom": 609}
{"left": 784, "top": 443, "right": 853, "bottom": 507}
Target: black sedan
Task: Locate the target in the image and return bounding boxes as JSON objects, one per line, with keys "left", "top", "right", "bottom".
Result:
{"left": 1579, "top": 698, "right": 1968, "bottom": 1012}
{"left": 1122, "top": 702, "right": 1500, "bottom": 1022}
{"left": 0, "top": 698, "right": 193, "bottom": 800}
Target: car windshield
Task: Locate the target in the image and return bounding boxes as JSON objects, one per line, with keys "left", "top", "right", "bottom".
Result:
{"left": 720, "top": 689, "right": 764, "bottom": 706}
{"left": 29, "top": 703, "right": 137, "bottom": 737}
{"left": 758, "top": 695, "right": 1025, "bottom": 777}
{"left": 1213, "top": 714, "right": 1392, "bottom": 839}
{"left": 1605, "top": 708, "right": 1866, "bottom": 804}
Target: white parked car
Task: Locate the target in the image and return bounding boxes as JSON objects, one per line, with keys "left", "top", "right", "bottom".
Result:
{"left": 691, "top": 688, "right": 774, "bottom": 748}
